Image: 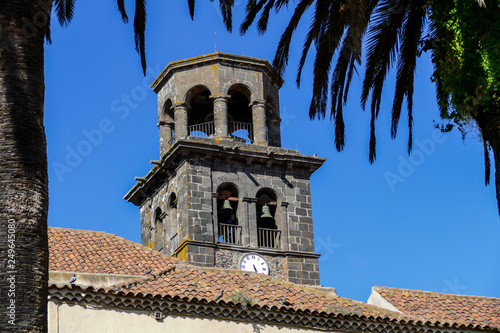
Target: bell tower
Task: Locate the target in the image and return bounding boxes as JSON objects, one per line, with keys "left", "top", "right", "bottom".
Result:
{"left": 125, "top": 53, "right": 325, "bottom": 285}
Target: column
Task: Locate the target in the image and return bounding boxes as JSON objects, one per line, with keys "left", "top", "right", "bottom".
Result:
{"left": 251, "top": 100, "right": 267, "bottom": 145}
{"left": 211, "top": 94, "right": 229, "bottom": 139}
{"left": 212, "top": 193, "right": 219, "bottom": 244}
{"left": 280, "top": 202, "right": 289, "bottom": 251}
{"left": 158, "top": 121, "right": 173, "bottom": 155}
{"left": 174, "top": 102, "right": 189, "bottom": 139}
{"left": 244, "top": 198, "right": 258, "bottom": 248}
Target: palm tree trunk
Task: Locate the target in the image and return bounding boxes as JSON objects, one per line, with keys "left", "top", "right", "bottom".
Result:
{"left": 474, "top": 105, "right": 500, "bottom": 214}
{"left": 0, "top": 1, "right": 51, "bottom": 331}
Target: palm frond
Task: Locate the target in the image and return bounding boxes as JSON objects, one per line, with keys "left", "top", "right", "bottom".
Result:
{"left": 428, "top": 6, "right": 451, "bottom": 119}
{"left": 275, "top": 0, "right": 291, "bottom": 10}
{"left": 484, "top": 140, "right": 491, "bottom": 185}
{"left": 359, "top": 0, "right": 408, "bottom": 160}
{"left": 134, "top": 0, "right": 147, "bottom": 74}
{"left": 257, "top": 0, "right": 276, "bottom": 34}
{"left": 188, "top": 0, "right": 195, "bottom": 19}
{"left": 362, "top": 0, "right": 407, "bottom": 112}
{"left": 308, "top": 1, "right": 342, "bottom": 119}
{"left": 54, "top": 0, "right": 75, "bottom": 27}
{"left": 117, "top": 0, "right": 129, "bottom": 23}
{"left": 369, "top": 107, "right": 377, "bottom": 162}
{"left": 270, "top": 0, "right": 313, "bottom": 83}
{"left": 241, "top": 0, "right": 268, "bottom": 34}
{"left": 391, "top": 0, "right": 427, "bottom": 156}
{"left": 212, "top": 0, "right": 234, "bottom": 32}
{"left": 293, "top": 0, "right": 325, "bottom": 88}
{"left": 343, "top": 0, "right": 379, "bottom": 106}
{"left": 330, "top": 0, "right": 375, "bottom": 153}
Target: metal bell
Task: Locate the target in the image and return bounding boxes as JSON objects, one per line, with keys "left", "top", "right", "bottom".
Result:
{"left": 220, "top": 199, "right": 233, "bottom": 213}
{"left": 259, "top": 204, "right": 274, "bottom": 222}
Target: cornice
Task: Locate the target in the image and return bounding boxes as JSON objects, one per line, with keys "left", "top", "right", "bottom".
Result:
{"left": 151, "top": 52, "right": 284, "bottom": 93}
{"left": 124, "top": 138, "right": 326, "bottom": 206}
{"left": 48, "top": 284, "right": 498, "bottom": 333}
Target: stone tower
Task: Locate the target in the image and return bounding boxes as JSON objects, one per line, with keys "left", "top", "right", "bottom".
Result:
{"left": 125, "top": 53, "right": 325, "bottom": 285}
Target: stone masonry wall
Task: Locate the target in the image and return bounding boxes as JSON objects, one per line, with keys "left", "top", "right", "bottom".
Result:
{"left": 137, "top": 141, "right": 321, "bottom": 283}
{"left": 287, "top": 257, "right": 320, "bottom": 286}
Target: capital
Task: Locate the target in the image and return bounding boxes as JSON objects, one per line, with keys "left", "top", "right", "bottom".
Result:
{"left": 249, "top": 99, "right": 266, "bottom": 108}
{"left": 210, "top": 94, "right": 230, "bottom": 101}
{"left": 174, "top": 102, "right": 191, "bottom": 110}
{"left": 157, "top": 121, "right": 174, "bottom": 127}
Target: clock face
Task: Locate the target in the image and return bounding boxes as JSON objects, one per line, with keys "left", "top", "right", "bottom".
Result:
{"left": 240, "top": 254, "right": 269, "bottom": 275}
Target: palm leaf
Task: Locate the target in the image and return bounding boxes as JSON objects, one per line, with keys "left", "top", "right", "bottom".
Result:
{"left": 362, "top": 0, "right": 407, "bottom": 111}
{"left": 484, "top": 140, "right": 491, "bottom": 185}
{"left": 211, "top": 0, "right": 234, "bottom": 32}
{"left": 117, "top": 0, "right": 129, "bottom": 23}
{"left": 308, "top": 1, "right": 342, "bottom": 119}
{"left": 257, "top": 0, "right": 276, "bottom": 34}
{"left": 391, "top": 0, "right": 427, "bottom": 156}
{"left": 188, "top": 0, "right": 195, "bottom": 19}
{"left": 275, "top": 0, "right": 292, "bottom": 10}
{"left": 54, "top": 0, "right": 75, "bottom": 27}
{"left": 134, "top": 0, "right": 147, "bottom": 74}
{"left": 294, "top": 0, "right": 327, "bottom": 90}
{"left": 271, "top": 0, "right": 313, "bottom": 83}
{"left": 241, "top": 0, "right": 268, "bottom": 34}
{"left": 361, "top": 0, "right": 407, "bottom": 161}
{"left": 330, "top": 0, "right": 376, "bottom": 152}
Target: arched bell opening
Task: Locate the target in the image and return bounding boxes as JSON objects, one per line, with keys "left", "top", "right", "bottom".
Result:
{"left": 216, "top": 183, "right": 241, "bottom": 245}
{"left": 168, "top": 192, "right": 178, "bottom": 209}
{"left": 154, "top": 207, "right": 164, "bottom": 252}
{"left": 185, "top": 86, "right": 214, "bottom": 138}
{"left": 162, "top": 99, "right": 174, "bottom": 125}
{"left": 227, "top": 84, "right": 253, "bottom": 143}
{"left": 256, "top": 189, "right": 280, "bottom": 249}
{"left": 159, "top": 99, "right": 175, "bottom": 153}
{"left": 166, "top": 192, "right": 179, "bottom": 254}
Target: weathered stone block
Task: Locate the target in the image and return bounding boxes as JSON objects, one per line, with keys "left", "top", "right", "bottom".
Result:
{"left": 191, "top": 175, "right": 203, "bottom": 183}
{"left": 295, "top": 208, "right": 307, "bottom": 216}
{"left": 199, "top": 211, "right": 212, "bottom": 219}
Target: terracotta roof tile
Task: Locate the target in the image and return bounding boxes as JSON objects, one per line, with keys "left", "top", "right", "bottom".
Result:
{"left": 51, "top": 227, "right": 499, "bottom": 327}
{"left": 48, "top": 227, "right": 178, "bottom": 276}
{"left": 112, "top": 265, "right": 405, "bottom": 320}
{"left": 375, "top": 287, "right": 500, "bottom": 328}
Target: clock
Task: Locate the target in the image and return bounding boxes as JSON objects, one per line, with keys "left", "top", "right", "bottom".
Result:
{"left": 239, "top": 253, "right": 269, "bottom": 275}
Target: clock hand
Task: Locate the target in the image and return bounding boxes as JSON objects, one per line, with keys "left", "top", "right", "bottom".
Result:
{"left": 253, "top": 264, "right": 258, "bottom": 272}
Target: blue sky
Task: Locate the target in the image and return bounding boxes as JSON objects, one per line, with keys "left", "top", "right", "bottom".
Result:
{"left": 44, "top": 1, "right": 500, "bottom": 302}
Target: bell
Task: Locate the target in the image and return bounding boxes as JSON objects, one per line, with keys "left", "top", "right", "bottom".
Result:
{"left": 220, "top": 199, "right": 233, "bottom": 213}
{"left": 259, "top": 204, "right": 274, "bottom": 222}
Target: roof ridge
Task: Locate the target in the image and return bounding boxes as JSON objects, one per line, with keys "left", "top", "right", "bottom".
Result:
{"left": 49, "top": 226, "right": 181, "bottom": 261}
{"left": 48, "top": 226, "right": 126, "bottom": 241}
{"left": 110, "top": 265, "right": 180, "bottom": 290}
{"left": 374, "top": 286, "right": 500, "bottom": 300}
{"left": 174, "top": 264, "right": 330, "bottom": 292}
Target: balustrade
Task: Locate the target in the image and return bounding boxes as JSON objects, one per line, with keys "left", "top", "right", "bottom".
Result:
{"left": 218, "top": 223, "right": 242, "bottom": 245}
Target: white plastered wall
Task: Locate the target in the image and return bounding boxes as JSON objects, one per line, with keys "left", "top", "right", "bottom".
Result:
{"left": 48, "top": 301, "right": 323, "bottom": 333}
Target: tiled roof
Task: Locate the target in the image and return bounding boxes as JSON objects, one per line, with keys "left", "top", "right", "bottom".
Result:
{"left": 374, "top": 287, "right": 500, "bottom": 328}
{"left": 48, "top": 227, "right": 500, "bottom": 330}
{"left": 48, "top": 227, "right": 178, "bottom": 276}
{"left": 48, "top": 227, "right": 404, "bottom": 321}
{"left": 112, "top": 265, "right": 404, "bottom": 320}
